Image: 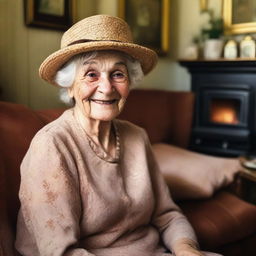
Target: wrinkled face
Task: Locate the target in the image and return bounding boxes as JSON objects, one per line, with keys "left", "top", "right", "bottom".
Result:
{"left": 69, "top": 52, "right": 130, "bottom": 122}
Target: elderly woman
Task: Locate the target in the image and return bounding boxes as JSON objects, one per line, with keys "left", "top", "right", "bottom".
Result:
{"left": 15, "top": 15, "right": 220, "bottom": 256}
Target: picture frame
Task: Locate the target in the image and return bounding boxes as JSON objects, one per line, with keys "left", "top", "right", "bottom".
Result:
{"left": 24, "top": 0, "right": 75, "bottom": 30}
{"left": 200, "top": 0, "right": 208, "bottom": 12}
{"left": 223, "top": 0, "right": 256, "bottom": 34}
{"left": 118, "top": 0, "right": 170, "bottom": 55}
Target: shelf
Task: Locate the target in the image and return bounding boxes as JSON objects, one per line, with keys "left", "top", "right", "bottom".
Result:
{"left": 179, "top": 58, "right": 256, "bottom": 62}
{"left": 179, "top": 58, "right": 256, "bottom": 72}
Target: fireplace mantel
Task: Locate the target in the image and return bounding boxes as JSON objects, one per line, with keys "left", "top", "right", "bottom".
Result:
{"left": 179, "top": 59, "right": 256, "bottom": 74}
{"left": 179, "top": 59, "right": 256, "bottom": 157}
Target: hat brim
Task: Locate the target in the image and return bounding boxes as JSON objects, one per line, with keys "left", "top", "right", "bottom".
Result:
{"left": 39, "top": 41, "right": 158, "bottom": 86}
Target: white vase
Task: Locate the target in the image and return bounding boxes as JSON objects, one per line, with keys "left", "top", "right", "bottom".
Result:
{"left": 184, "top": 44, "right": 199, "bottom": 60}
{"left": 204, "top": 39, "right": 223, "bottom": 59}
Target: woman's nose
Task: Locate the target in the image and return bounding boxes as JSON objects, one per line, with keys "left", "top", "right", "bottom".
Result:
{"left": 98, "top": 76, "right": 114, "bottom": 94}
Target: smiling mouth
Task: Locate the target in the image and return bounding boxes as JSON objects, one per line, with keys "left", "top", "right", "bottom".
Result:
{"left": 89, "top": 99, "right": 118, "bottom": 105}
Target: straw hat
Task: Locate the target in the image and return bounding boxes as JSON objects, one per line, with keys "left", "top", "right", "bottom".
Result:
{"left": 39, "top": 14, "right": 158, "bottom": 86}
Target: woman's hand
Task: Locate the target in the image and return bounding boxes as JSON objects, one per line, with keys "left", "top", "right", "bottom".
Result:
{"left": 172, "top": 238, "right": 205, "bottom": 256}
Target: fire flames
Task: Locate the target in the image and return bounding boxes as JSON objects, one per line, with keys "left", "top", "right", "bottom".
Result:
{"left": 210, "top": 100, "right": 239, "bottom": 124}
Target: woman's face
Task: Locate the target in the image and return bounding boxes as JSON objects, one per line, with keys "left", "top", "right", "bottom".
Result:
{"left": 69, "top": 52, "right": 130, "bottom": 122}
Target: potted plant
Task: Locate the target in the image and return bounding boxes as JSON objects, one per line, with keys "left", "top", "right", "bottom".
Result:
{"left": 200, "top": 9, "right": 224, "bottom": 59}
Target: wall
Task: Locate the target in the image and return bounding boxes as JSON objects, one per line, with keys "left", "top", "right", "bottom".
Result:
{"left": 0, "top": 0, "right": 221, "bottom": 109}
{"left": 0, "top": 0, "right": 98, "bottom": 109}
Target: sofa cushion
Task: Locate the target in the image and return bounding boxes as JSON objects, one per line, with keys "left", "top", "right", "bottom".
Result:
{"left": 179, "top": 191, "right": 256, "bottom": 250}
{"left": 36, "top": 108, "right": 65, "bottom": 123}
{"left": 152, "top": 143, "right": 240, "bottom": 200}
{"left": 119, "top": 89, "right": 194, "bottom": 147}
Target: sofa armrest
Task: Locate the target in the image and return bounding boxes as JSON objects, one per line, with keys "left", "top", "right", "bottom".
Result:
{"left": 179, "top": 190, "right": 256, "bottom": 250}
{"left": 0, "top": 158, "right": 17, "bottom": 256}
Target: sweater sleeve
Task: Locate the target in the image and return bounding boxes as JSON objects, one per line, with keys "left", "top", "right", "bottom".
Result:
{"left": 15, "top": 131, "right": 95, "bottom": 256}
{"left": 142, "top": 130, "right": 199, "bottom": 252}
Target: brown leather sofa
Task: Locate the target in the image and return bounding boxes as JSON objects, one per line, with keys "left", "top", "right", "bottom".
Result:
{"left": 0, "top": 89, "right": 256, "bottom": 256}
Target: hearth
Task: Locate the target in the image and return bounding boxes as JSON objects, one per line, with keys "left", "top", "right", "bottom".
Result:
{"left": 180, "top": 60, "right": 256, "bottom": 157}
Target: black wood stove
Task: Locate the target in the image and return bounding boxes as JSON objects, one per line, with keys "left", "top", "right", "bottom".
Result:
{"left": 180, "top": 60, "right": 256, "bottom": 157}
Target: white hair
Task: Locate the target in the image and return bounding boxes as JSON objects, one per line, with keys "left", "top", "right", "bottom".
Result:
{"left": 54, "top": 50, "right": 144, "bottom": 105}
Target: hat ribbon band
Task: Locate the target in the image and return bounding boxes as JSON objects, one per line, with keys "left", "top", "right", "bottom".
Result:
{"left": 67, "top": 39, "right": 124, "bottom": 46}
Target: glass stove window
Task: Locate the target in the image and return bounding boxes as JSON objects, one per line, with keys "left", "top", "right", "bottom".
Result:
{"left": 210, "top": 98, "right": 240, "bottom": 125}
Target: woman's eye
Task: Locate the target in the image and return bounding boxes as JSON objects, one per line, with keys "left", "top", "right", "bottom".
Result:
{"left": 85, "top": 71, "right": 98, "bottom": 81}
{"left": 112, "top": 72, "right": 127, "bottom": 81}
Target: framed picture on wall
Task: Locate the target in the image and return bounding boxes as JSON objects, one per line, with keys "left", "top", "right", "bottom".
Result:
{"left": 24, "top": 0, "right": 75, "bottom": 30}
{"left": 223, "top": 0, "right": 256, "bottom": 34}
{"left": 118, "top": 0, "right": 170, "bottom": 55}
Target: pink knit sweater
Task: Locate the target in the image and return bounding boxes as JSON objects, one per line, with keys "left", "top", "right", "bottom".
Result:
{"left": 15, "top": 109, "right": 197, "bottom": 256}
